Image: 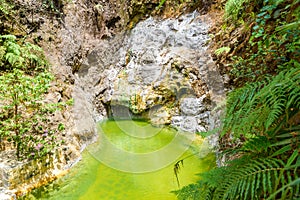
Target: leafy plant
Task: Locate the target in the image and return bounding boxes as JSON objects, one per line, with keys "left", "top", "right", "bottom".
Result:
{"left": 174, "top": 37, "right": 300, "bottom": 200}
{"left": 0, "top": 35, "right": 64, "bottom": 160}
{"left": 224, "top": 0, "right": 261, "bottom": 21}
{"left": 223, "top": 67, "right": 300, "bottom": 137}
{"left": 156, "top": 0, "right": 167, "bottom": 10}
{"left": 174, "top": 0, "right": 300, "bottom": 199}
{"left": 0, "top": 35, "right": 47, "bottom": 72}
{"left": 214, "top": 47, "right": 231, "bottom": 56}
{"left": 174, "top": 140, "right": 300, "bottom": 200}
{"left": 174, "top": 67, "right": 300, "bottom": 199}
{"left": 0, "top": 68, "right": 51, "bottom": 158}
{"left": 0, "top": 0, "right": 13, "bottom": 16}
{"left": 225, "top": 0, "right": 248, "bottom": 20}
{"left": 230, "top": 0, "right": 300, "bottom": 85}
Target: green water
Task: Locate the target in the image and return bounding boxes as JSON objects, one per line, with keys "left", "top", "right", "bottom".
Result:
{"left": 24, "top": 120, "right": 215, "bottom": 200}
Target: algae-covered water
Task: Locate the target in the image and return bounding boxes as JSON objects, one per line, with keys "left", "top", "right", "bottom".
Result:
{"left": 24, "top": 120, "right": 215, "bottom": 200}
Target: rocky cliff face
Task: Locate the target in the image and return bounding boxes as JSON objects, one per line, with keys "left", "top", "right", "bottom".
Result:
{"left": 75, "top": 11, "right": 223, "bottom": 135}
{"left": 32, "top": 0, "right": 209, "bottom": 147}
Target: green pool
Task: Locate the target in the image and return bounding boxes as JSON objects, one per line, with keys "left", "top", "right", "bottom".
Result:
{"left": 24, "top": 120, "right": 215, "bottom": 200}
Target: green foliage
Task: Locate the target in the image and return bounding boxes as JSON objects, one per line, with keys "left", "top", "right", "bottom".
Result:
{"left": 0, "top": 35, "right": 47, "bottom": 72}
{"left": 174, "top": 147, "right": 300, "bottom": 200}
{"left": 225, "top": 0, "right": 249, "bottom": 20}
{"left": 0, "top": 0, "right": 13, "bottom": 16}
{"left": 223, "top": 67, "right": 300, "bottom": 137}
{"left": 172, "top": 182, "right": 207, "bottom": 200}
{"left": 0, "top": 35, "right": 64, "bottom": 160}
{"left": 0, "top": 69, "right": 54, "bottom": 159}
{"left": 156, "top": 0, "right": 167, "bottom": 10}
{"left": 240, "top": 135, "right": 270, "bottom": 154}
{"left": 224, "top": 0, "right": 262, "bottom": 21}
{"left": 175, "top": 66, "right": 300, "bottom": 199}
{"left": 230, "top": 0, "right": 300, "bottom": 84}
{"left": 214, "top": 47, "right": 231, "bottom": 56}
{"left": 174, "top": 68, "right": 300, "bottom": 199}
{"left": 0, "top": 0, "right": 17, "bottom": 35}
{"left": 174, "top": 0, "right": 300, "bottom": 196}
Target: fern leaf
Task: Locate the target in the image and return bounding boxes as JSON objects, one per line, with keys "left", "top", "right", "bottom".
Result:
{"left": 224, "top": 67, "right": 300, "bottom": 137}
{"left": 286, "top": 150, "right": 299, "bottom": 167}
{"left": 271, "top": 138, "right": 296, "bottom": 147}
{"left": 5, "top": 52, "right": 18, "bottom": 65}
{"left": 214, "top": 47, "right": 231, "bottom": 56}
{"left": 265, "top": 98, "right": 285, "bottom": 129}
{"left": 267, "top": 178, "right": 300, "bottom": 200}
{"left": 271, "top": 145, "right": 292, "bottom": 157}
{"left": 241, "top": 136, "right": 270, "bottom": 153}
{"left": 213, "top": 158, "right": 290, "bottom": 199}
{"left": 0, "top": 34, "right": 16, "bottom": 41}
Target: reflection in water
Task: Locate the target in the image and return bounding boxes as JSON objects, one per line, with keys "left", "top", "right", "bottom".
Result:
{"left": 23, "top": 120, "right": 215, "bottom": 200}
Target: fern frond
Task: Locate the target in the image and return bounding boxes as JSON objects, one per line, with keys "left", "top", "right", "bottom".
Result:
{"left": 178, "top": 152, "right": 300, "bottom": 200}
{"left": 223, "top": 67, "right": 300, "bottom": 137}
{"left": 172, "top": 182, "right": 213, "bottom": 200}
{"left": 212, "top": 157, "right": 296, "bottom": 200}
{"left": 224, "top": 0, "right": 251, "bottom": 20}
{"left": 241, "top": 136, "right": 270, "bottom": 154}
{"left": 267, "top": 178, "right": 300, "bottom": 200}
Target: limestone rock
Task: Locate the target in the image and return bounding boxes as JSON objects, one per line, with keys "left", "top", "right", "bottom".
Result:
{"left": 180, "top": 96, "right": 207, "bottom": 116}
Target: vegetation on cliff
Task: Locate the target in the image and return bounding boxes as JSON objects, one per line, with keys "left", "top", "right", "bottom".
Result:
{"left": 174, "top": 0, "right": 300, "bottom": 199}
{"left": 0, "top": 1, "right": 67, "bottom": 160}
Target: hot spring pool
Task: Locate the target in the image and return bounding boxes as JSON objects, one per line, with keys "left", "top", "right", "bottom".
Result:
{"left": 23, "top": 120, "right": 215, "bottom": 200}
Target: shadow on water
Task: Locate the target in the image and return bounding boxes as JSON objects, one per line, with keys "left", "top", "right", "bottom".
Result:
{"left": 22, "top": 120, "right": 215, "bottom": 200}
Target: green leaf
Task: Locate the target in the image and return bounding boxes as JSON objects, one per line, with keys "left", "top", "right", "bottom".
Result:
{"left": 286, "top": 150, "right": 299, "bottom": 167}
{"left": 271, "top": 145, "right": 291, "bottom": 157}
{"left": 215, "top": 47, "right": 231, "bottom": 56}
{"left": 271, "top": 138, "right": 294, "bottom": 147}
{"left": 264, "top": 14, "right": 271, "bottom": 19}
{"left": 0, "top": 34, "right": 16, "bottom": 41}
{"left": 257, "top": 11, "right": 267, "bottom": 17}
